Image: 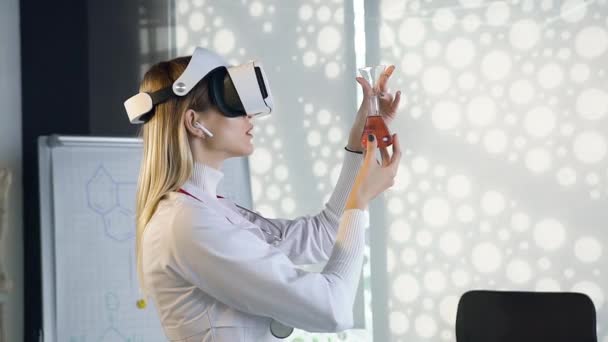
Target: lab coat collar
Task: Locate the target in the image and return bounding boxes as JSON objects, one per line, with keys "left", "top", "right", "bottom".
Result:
{"left": 184, "top": 161, "right": 224, "bottom": 199}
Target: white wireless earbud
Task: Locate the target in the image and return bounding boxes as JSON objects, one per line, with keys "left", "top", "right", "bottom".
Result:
{"left": 194, "top": 122, "right": 214, "bottom": 137}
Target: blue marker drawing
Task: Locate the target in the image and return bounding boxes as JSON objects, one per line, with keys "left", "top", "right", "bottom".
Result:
{"left": 86, "top": 165, "right": 137, "bottom": 242}
{"left": 68, "top": 292, "right": 145, "bottom": 342}
{"left": 97, "top": 292, "right": 140, "bottom": 342}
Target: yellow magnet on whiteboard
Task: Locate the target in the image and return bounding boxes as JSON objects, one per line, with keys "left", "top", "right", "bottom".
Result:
{"left": 136, "top": 299, "right": 147, "bottom": 309}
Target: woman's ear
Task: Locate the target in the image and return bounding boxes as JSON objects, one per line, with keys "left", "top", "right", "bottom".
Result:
{"left": 184, "top": 109, "right": 205, "bottom": 138}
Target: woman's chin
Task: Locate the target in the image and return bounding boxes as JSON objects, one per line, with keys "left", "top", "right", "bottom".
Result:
{"left": 227, "top": 144, "right": 254, "bottom": 158}
{"left": 240, "top": 141, "right": 254, "bottom": 156}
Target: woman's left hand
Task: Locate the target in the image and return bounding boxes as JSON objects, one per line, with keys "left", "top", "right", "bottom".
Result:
{"left": 347, "top": 65, "right": 402, "bottom": 152}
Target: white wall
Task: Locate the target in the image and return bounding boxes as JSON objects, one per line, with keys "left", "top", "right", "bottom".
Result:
{"left": 0, "top": 0, "right": 23, "bottom": 340}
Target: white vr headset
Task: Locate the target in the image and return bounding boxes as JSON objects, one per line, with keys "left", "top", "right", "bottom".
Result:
{"left": 124, "top": 47, "right": 274, "bottom": 124}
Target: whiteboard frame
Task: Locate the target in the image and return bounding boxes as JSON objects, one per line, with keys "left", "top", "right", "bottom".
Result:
{"left": 38, "top": 135, "right": 56, "bottom": 342}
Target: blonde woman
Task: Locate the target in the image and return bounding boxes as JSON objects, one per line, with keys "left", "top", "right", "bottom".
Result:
{"left": 125, "top": 48, "right": 401, "bottom": 341}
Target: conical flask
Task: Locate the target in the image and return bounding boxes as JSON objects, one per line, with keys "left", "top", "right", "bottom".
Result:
{"left": 359, "top": 65, "right": 393, "bottom": 149}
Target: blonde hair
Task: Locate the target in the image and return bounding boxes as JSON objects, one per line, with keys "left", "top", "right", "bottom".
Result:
{"left": 135, "top": 56, "right": 212, "bottom": 295}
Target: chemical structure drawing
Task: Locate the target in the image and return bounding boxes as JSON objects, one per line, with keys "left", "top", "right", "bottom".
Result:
{"left": 86, "top": 165, "right": 137, "bottom": 242}
{"left": 69, "top": 292, "right": 143, "bottom": 342}
{"left": 98, "top": 292, "right": 139, "bottom": 342}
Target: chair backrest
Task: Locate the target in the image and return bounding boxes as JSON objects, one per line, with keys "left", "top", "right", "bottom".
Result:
{"left": 455, "top": 290, "right": 597, "bottom": 342}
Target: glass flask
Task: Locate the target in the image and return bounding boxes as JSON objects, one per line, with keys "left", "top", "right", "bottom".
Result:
{"left": 359, "top": 65, "right": 393, "bottom": 149}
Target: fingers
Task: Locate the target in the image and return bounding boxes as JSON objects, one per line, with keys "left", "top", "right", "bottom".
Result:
{"left": 391, "top": 90, "right": 402, "bottom": 112}
{"left": 378, "top": 65, "right": 395, "bottom": 93}
{"left": 356, "top": 77, "right": 374, "bottom": 97}
{"left": 379, "top": 92, "right": 394, "bottom": 104}
{"left": 364, "top": 134, "right": 377, "bottom": 163}
{"left": 379, "top": 146, "right": 390, "bottom": 167}
{"left": 388, "top": 134, "right": 402, "bottom": 170}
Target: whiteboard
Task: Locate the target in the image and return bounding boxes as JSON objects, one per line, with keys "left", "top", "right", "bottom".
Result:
{"left": 38, "top": 135, "right": 253, "bottom": 342}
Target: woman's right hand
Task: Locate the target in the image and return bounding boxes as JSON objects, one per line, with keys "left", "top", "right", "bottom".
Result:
{"left": 346, "top": 133, "right": 402, "bottom": 210}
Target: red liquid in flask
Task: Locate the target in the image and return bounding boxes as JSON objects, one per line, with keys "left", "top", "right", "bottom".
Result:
{"left": 361, "top": 115, "right": 393, "bottom": 149}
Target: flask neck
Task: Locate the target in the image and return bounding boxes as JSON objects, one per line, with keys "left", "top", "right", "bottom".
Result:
{"left": 369, "top": 94, "right": 381, "bottom": 116}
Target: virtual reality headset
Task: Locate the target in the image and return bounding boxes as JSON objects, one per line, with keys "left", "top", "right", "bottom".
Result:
{"left": 124, "top": 47, "right": 274, "bottom": 124}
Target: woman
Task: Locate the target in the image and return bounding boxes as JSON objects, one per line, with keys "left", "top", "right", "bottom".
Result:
{"left": 128, "top": 48, "right": 401, "bottom": 341}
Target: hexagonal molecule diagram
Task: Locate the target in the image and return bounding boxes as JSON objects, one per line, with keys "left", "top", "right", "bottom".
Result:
{"left": 87, "top": 166, "right": 136, "bottom": 241}
{"left": 68, "top": 292, "right": 144, "bottom": 342}
{"left": 99, "top": 292, "right": 140, "bottom": 342}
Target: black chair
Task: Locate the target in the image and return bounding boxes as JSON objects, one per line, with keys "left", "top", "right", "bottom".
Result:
{"left": 456, "top": 290, "right": 597, "bottom": 342}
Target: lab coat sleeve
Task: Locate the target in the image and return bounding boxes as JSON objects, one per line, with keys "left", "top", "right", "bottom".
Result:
{"left": 169, "top": 205, "right": 369, "bottom": 333}
{"left": 239, "top": 150, "right": 364, "bottom": 265}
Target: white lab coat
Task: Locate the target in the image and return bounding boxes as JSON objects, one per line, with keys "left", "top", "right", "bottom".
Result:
{"left": 142, "top": 151, "right": 368, "bottom": 341}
